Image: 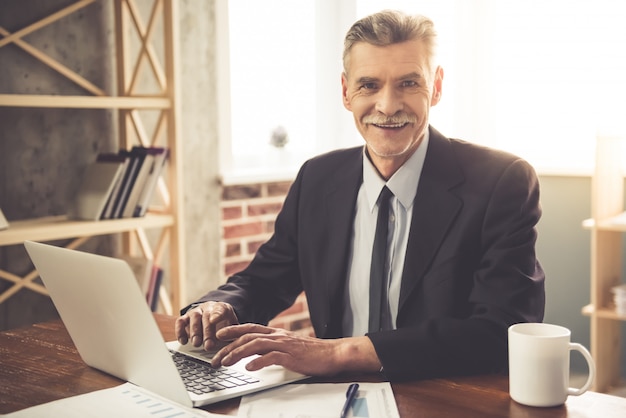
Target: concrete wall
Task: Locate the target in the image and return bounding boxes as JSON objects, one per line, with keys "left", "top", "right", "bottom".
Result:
{"left": 177, "top": 0, "right": 222, "bottom": 303}
{"left": 0, "top": 0, "right": 221, "bottom": 329}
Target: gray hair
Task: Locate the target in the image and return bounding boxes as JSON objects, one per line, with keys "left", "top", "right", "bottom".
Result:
{"left": 343, "top": 10, "right": 437, "bottom": 73}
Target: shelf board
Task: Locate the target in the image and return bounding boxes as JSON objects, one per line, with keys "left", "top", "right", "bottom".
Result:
{"left": 0, "top": 214, "right": 174, "bottom": 246}
{"left": 0, "top": 94, "right": 171, "bottom": 109}
{"left": 582, "top": 213, "right": 626, "bottom": 232}
{"left": 581, "top": 304, "right": 626, "bottom": 321}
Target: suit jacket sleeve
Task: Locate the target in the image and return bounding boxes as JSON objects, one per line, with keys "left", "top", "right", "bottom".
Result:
{"left": 189, "top": 146, "right": 364, "bottom": 329}
{"left": 188, "top": 158, "right": 314, "bottom": 325}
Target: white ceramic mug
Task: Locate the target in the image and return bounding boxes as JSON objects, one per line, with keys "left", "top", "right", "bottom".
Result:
{"left": 508, "top": 323, "right": 595, "bottom": 407}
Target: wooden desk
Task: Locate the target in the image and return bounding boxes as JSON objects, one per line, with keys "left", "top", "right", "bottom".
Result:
{"left": 1, "top": 314, "right": 624, "bottom": 417}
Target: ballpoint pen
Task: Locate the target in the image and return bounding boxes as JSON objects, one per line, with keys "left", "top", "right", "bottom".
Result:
{"left": 340, "top": 383, "right": 360, "bottom": 418}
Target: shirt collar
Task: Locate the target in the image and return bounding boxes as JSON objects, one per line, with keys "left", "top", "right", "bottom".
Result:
{"left": 363, "top": 129, "right": 429, "bottom": 212}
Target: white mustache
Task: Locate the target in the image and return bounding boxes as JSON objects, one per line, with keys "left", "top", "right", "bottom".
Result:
{"left": 363, "top": 114, "right": 417, "bottom": 126}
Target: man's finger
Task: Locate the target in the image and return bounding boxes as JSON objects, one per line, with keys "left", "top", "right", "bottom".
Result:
{"left": 202, "top": 302, "right": 226, "bottom": 343}
{"left": 210, "top": 330, "right": 282, "bottom": 368}
{"left": 215, "top": 323, "right": 272, "bottom": 340}
{"left": 174, "top": 316, "right": 190, "bottom": 344}
{"left": 185, "top": 308, "right": 204, "bottom": 347}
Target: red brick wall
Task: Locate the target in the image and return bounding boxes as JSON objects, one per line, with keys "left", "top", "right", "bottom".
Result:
{"left": 220, "top": 181, "right": 314, "bottom": 336}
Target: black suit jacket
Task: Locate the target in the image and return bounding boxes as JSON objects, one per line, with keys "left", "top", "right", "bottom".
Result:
{"left": 196, "top": 126, "right": 545, "bottom": 380}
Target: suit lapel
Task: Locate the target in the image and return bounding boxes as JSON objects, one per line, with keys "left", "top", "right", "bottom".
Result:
{"left": 318, "top": 149, "right": 363, "bottom": 337}
{"left": 398, "top": 128, "right": 464, "bottom": 310}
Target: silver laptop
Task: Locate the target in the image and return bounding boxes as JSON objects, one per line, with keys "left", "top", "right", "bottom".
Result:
{"left": 24, "top": 240, "right": 307, "bottom": 408}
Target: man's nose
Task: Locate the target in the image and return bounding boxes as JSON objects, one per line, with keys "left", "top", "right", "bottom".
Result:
{"left": 375, "top": 87, "right": 403, "bottom": 116}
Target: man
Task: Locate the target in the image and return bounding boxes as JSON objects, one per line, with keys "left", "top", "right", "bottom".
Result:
{"left": 175, "top": 10, "right": 545, "bottom": 381}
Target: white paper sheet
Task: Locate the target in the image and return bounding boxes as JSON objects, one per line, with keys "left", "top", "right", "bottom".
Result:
{"left": 565, "top": 390, "right": 626, "bottom": 418}
{"left": 3, "top": 383, "right": 225, "bottom": 418}
{"left": 237, "top": 382, "right": 400, "bottom": 418}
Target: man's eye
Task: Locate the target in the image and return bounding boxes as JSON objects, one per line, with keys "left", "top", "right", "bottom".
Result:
{"left": 401, "top": 80, "right": 418, "bottom": 88}
{"left": 360, "top": 83, "right": 377, "bottom": 90}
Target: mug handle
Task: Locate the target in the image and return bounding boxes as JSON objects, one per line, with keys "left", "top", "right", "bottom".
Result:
{"left": 567, "top": 342, "right": 596, "bottom": 396}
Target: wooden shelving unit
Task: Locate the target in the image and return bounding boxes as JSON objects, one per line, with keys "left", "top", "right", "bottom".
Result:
{"left": 0, "top": 215, "right": 175, "bottom": 247}
{"left": 0, "top": 0, "right": 186, "bottom": 315}
{"left": 581, "top": 135, "right": 625, "bottom": 393}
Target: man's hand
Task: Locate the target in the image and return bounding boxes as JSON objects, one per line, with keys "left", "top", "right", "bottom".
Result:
{"left": 174, "top": 301, "right": 239, "bottom": 351}
{"left": 209, "top": 323, "right": 382, "bottom": 376}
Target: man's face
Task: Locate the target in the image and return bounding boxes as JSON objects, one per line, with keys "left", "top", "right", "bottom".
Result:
{"left": 342, "top": 40, "right": 443, "bottom": 169}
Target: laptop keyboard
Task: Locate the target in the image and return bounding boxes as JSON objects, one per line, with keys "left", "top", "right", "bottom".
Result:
{"left": 170, "top": 350, "right": 260, "bottom": 395}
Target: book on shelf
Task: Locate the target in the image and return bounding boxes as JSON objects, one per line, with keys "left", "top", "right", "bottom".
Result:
{"left": 71, "top": 147, "right": 167, "bottom": 221}
{"left": 122, "top": 147, "right": 168, "bottom": 218}
{"left": 134, "top": 148, "right": 169, "bottom": 217}
{"left": 119, "top": 147, "right": 153, "bottom": 218}
{"left": 146, "top": 264, "right": 164, "bottom": 312}
{"left": 0, "top": 208, "right": 8, "bottom": 230}
{"left": 68, "top": 155, "right": 126, "bottom": 221}
{"left": 100, "top": 153, "right": 131, "bottom": 219}
{"left": 109, "top": 149, "right": 141, "bottom": 219}
{"left": 113, "top": 146, "right": 169, "bottom": 219}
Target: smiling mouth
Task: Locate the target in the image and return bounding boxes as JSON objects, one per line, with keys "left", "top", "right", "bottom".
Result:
{"left": 372, "top": 122, "right": 409, "bottom": 129}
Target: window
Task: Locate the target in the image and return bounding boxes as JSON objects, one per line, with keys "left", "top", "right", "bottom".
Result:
{"left": 490, "top": 0, "right": 626, "bottom": 174}
{"left": 227, "top": 1, "right": 315, "bottom": 174}
{"left": 218, "top": 0, "right": 356, "bottom": 182}
{"left": 219, "top": 0, "right": 626, "bottom": 181}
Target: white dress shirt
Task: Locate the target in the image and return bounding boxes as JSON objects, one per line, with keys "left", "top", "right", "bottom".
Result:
{"left": 342, "top": 132, "right": 429, "bottom": 336}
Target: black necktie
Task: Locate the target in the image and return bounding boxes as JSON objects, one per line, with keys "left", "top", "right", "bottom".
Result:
{"left": 369, "top": 186, "right": 393, "bottom": 333}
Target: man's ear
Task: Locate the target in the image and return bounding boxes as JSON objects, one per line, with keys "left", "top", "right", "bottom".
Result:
{"left": 430, "top": 66, "right": 444, "bottom": 106}
{"left": 341, "top": 72, "right": 352, "bottom": 111}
